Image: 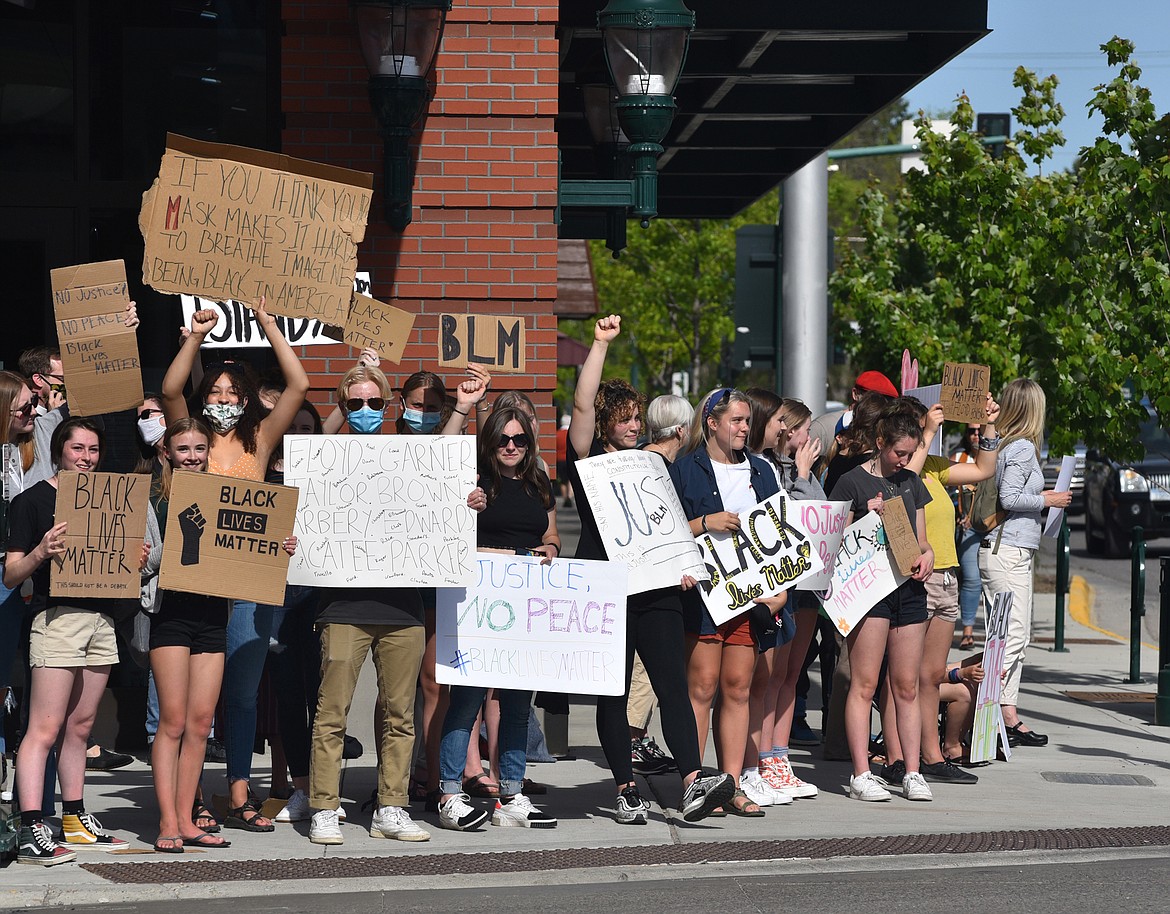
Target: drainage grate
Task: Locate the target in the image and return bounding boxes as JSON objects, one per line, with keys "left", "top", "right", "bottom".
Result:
{"left": 1033, "top": 637, "right": 1120, "bottom": 645}
{"left": 1063, "top": 691, "right": 1155, "bottom": 703}
{"left": 1040, "top": 772, "right": 1155, "bottom": 786}
{"left": 81, "top": 825, "right": 1170, "bottom": 885}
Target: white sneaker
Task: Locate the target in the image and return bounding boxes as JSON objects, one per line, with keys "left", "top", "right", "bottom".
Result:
{"left": 275, "top": 789, "right": 310, "bottom": 823}
{"left": 309, "top": 808, "right": 343, "bottom": 845}
{"left": 741, "top": 770, "right": 792, "bottom": 807}
{"left": 439, "top": 793, "right": 488, "bottom": 831}
{"left": 491, "top": 794, "right": 557, "bottom": 828}
{"left": 762, "top": 756, "right": 819, "bottom": 799}
{"left": 370, "top": 805, "right": 431, "bottom": 841}
{"left": 615, "top": 786, "right": 650, "bottom": 825}
{"left": 848, "top": 771, "right": 892, "bottom": 802}
{"left": 902, "top": 771, "right": 934, "bottom": 802}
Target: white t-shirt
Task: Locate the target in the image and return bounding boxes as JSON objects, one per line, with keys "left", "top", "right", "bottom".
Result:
{"left": 711, "top": 458, "right": 757, "bottom": 515}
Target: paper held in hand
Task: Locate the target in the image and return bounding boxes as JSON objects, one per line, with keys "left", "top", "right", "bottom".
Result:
{"left": 696, "top": 492, "right": 824, "bottom": 626}
{"left": 573, "top": 449, "right": 709, "bottom": 594}
{"left": 50, "top": 260, "right": 144, "bottom": 416}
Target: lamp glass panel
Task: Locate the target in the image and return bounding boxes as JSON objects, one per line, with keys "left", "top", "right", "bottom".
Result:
{"left": 583, "top": 85, "right": 626, "bottom": 145}
{"left": 604, "top": 26, "right": 686, "bottom": 96}
{"left": 355, "top": 6, "right": 444, "bottom": 77}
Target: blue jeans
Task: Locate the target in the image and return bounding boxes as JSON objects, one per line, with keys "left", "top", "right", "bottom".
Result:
{"left": 957, "top": 526, "right": 983, "bottom": 628}
{"left": 145, "top": 670, "right": 159, "bottom": 743}
{"left": 223, "top": 600, "right": 274, "bottom": 783}
{"left": 439, "top": 687, "right": 530, "bottom": 797}
{"left": 0, "top": 582, "right": 23, "bottom": 757}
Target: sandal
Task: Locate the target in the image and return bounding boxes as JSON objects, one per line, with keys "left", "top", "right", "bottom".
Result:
{"left": 192, "top": 802, "right": 220, "bottom": 833}
{"left": 462, "top": 772, "right": 501, "bottom": 798}
{"left": 959, "top": 634, "right": 975, "bottom": 650}
{"left": 154, "top": 835, "right": 184, "bottom": 854}
{"left": 224, "top": 799, "right": 275, "bottom": 832}
{"left": 727, "top": 788, "right": 764, "bottom": 817}
{"left": 180, "top": 832, "right": 232, "bottom": 848}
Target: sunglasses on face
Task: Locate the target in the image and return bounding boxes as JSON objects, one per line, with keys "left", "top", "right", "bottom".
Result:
{"left": 139, "top": 408, "right": 163, "bottom": 421}
{"left": 345, "top": 397, "right": 386, "bottom": 412}
{"left": 496, "top": 433, "right": 530, "bottom": 450}
{"left": 13, "top": 402, "right": 35, "bottom": 417}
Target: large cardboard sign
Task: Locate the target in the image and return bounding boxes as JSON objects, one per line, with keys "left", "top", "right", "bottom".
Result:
{"left": 139, "top": 134, "right": 373, "bottom": 327}
{"left": 817, "top": 512, "right": 908, "bottom": 636}
{"left": 970, "top": 591, "right": 1013, "bottom": 763}
{"left": 573, "top": 449, "right": 709, "bottom": 594}
{"left": 881, "top": 495, "right": 921, "bottom": 576}
{"left": 696, "top": 492, "right": 824, "bottom": 625}
{"left": 159, "top": 470, "right": 298, "bottom": 605}
{"left": 51, "top": 471, "right": 149, "bottom": 599}
{"left": 435, "top": 553, "right": 627, "bottom": 695}
{"left": 794, "top": 501, "right": 851, "bottom": 591}
{"left": 50, "top": 260, "right": 143, "bottom": 416}
{"left": 327, "top": 292, "right": 415, "bottom": 363}
{"left": 438, "top": 314, "right": 525, "bottom": 373}
{"left": 940, "top": 362, "right": 991, "bottom": 423}
{"left": 284, "top": 434, "right": 477, "bottom": 588}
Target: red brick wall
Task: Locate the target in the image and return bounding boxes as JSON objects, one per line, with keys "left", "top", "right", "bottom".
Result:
{"left": 281, "top": 0, "right": 561, "bottom": 455}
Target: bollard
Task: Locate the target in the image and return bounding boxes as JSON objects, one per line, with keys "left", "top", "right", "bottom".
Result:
{"left": 1052, "top": 516, "right": 1071, "bottom": 653}
{"left": 1126, "top": 525, "right": 1145, "bottom": 684}
{"left": 1158, "top": 557, "right": 1170, "bottom": 725}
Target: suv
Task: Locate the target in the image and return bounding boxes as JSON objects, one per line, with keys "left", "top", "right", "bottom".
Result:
{"left": 1041, "top": 442, "right": 1086, "bottom": 516}
{"left": 1083, "top": 407, "right": 1170, "bottom": 557}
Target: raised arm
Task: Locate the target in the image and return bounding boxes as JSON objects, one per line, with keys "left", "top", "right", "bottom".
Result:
{"left": 442, "top": 364, "right": 492, "bottom": 435}
{"left": 568, "top": 315, "right": 621, "bottom": 458}
{"left": 907, "top": 403, "right": 946, "bottom": 474}
{"left": 254, "top": 302, "right": 310, "bottom": 453}
{"left": 945, "top": 396, "right": 1001, "bottom": 485}
{"left": 161, "top": 309, "right": 220, "bottom": 424}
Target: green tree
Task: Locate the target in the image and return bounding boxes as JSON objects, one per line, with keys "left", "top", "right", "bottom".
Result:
{"left": 832, "top": 38, "right": 1170, "bottom": 459}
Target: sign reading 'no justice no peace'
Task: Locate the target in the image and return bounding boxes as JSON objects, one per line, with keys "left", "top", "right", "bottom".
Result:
{"left": 139, "top": 134, "right": 373, "bottom": 328}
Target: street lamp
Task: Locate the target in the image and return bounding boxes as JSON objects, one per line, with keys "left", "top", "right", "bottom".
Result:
{"left": 353, "top": 0, "right": 451, "bottom": 230}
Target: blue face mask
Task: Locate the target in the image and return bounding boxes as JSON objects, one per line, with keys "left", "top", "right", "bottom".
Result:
{"left": 403, "top": 407, "right": 441, "bottom": 434}
{"left": 347, "top": 407, "right": 385, "bottom": 435}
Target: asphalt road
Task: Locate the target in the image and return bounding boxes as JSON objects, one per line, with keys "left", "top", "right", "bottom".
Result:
{"left": 21, "top": 855, "right": 1170, "bottom": 914}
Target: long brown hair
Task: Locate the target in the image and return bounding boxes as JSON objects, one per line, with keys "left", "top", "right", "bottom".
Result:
{"left": 154, "top": 418, "right": 213, "bottom": 503}
{"left": 478, "top": 407, "right": 552, "bottom": 509}
{"left": 396, "top": 370, "right": 448, "bottom": 435}
{"left": 0, "top": 370, "right": 35, "bottom": 471}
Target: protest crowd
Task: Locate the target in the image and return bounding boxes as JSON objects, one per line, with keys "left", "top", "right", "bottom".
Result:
{"left": 1, "top": 302, "right": 1071, "bottom": 866}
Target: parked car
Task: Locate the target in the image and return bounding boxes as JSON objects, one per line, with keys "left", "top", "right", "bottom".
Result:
{"left": 1083, "top": 407, "right": 1170, "bottom": 557}
{"left": 1040, "top": 442, "right": 1086, "bottom": 516}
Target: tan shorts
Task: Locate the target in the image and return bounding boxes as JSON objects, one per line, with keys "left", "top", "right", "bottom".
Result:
{"left": 29, "top": 607, "right": 119, "bottom": 668}
{"left": 924, "top": 570, "right": 960, "bottom": 623}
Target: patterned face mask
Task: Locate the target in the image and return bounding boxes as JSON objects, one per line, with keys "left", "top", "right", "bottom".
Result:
{"left": 203, "top": 401, "right": 245, "bottom": 433}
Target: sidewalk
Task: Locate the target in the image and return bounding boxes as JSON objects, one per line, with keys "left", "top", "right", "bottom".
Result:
{"left": 3, "top": 589, "right": 1169, "bottom": 907}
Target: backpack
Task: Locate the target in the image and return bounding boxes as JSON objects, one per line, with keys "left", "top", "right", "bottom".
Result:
{"left": 968, "top": 475, "right": 1004, "bottom": 535}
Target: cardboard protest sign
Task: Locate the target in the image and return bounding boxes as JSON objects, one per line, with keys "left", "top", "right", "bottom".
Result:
{"left": 438, "top": 314, "right": 525, "bottom": 373}
{"left": 159, "top": 470, "right": 298, "bottom": 605}
{"left": 940, "top": 362, "right": 990, "bottom": 423}
{"left": 50, "top": 260, "right": 143, "bottom": 416}
{"left": 969, "top": 591, "right": 1013, "bottom": 764}
{"left": 139, "top": 133, "right": 373, "bottom": 327}
{"left": 573, "top": 449, "right": 709, "bottom": 594}
{"left": 284, "top": 434, "right": 477, "bottom": 588}
{"left": 324, "top": 293, "right": 415, "bottom": 363}
{"left": 696, "top": 492, "right": 823, "bottom": 626}
{"left": 51, "top": 471, "right": 149, "bottom": 599}
{"left": 794, "top": 501, "right": 851, "bottom": 591}
{"left": 881, "top": 495, "right": 921, "bottom": 576}
{"left": 817, "top": 512, "right": 908, "bottom": 636}
{"left": 435, "top": 553, "right": 627, "bottom": 695}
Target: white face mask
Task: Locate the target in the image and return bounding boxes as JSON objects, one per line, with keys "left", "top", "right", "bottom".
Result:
{"left": 137, "top": 415, "right": 166, "bottom": 446}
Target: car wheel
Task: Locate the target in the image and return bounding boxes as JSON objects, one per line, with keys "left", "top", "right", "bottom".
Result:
{"left": 1084, "top": 500, "right": 1105, "bottom": 555}
{"left": 1103, "top": 512, "right": 1130, "bottom": 559}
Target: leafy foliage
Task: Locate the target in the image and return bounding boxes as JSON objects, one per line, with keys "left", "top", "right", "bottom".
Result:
{"left": 832, "top": 38, "right": 1170, "bottom": 460}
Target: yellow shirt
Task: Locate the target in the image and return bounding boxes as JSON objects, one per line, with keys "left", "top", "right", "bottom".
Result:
{"left": 921, "top": 455, "right": 959, "bottom": 569}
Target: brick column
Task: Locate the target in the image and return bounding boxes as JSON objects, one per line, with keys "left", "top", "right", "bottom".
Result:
{"left": 281, "top": 0, "right": 560, "bottom": 452}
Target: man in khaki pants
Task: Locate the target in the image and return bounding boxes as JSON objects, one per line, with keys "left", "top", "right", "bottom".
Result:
{"left": 308, "top": 586, "right": 428, "bottom": 844}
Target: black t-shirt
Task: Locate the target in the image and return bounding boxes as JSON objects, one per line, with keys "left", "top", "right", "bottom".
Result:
{"left": 823, "top": 451, "right": 870, "bottom": 498}
{"left": 829, "top": 464, "right": 932, "bottom": 536}
{"left": 315, "top": 586, "right": 424, "bottom": 627}
{"left": 566, "top": 438, "right": 608, "bottom": 560}
{"left": 479, "top": 474, "right": 552, "bottom": 552}
{"left": 7, "top": 479, "right": 105, "bottom": 616}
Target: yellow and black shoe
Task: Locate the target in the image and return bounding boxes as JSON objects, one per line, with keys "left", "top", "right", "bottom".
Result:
{"left": 59, "top": 812, "right": 129, "bottom": 850}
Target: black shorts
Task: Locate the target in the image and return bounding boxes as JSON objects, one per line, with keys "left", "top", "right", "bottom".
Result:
{"left": 865, "top": 579, "right": 928, "bottom": 629}
{"left": 149, "top": 591, "right": 230, "bottom": 654}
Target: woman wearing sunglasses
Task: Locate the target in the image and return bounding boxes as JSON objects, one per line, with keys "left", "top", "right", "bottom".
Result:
{"left": 435, "top": 406, "right": 558, "bottom": 831}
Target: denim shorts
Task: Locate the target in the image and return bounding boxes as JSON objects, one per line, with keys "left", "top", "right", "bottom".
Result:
{"left": 866, "top": 579, "right": 928, "bottom": 628}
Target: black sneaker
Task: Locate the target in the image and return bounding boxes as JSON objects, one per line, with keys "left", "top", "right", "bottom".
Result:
{"left": 878, "top": 759, "right": 906, "bottom": 787}
{"left": 343, "top": 734, "right": 364, "bottom": 759}
{"left": 18, "top": 823, "right": 77, "bottom": 866}
{"left": 631, "top": 737, "right": 671, "bottom": 776}
{"left": 680, "top": 770, "right": 735, "bottom": 822}
{"left": 85, "top": 747, "right": 133, "bottom": 771}
{"left": 920, "top": 759, "right": 979, "bottom": 785}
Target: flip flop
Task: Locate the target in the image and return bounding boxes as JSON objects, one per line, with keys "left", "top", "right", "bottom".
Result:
{"left": 154, "top": 835, "right": 184, "bottom": 854}
{"left": 726, "top": 788, "right": 765, "bottom": 817}
{"left": 180, "top": 832, "right": 232, "bottom": 848}
{"left": 462, "top": 772, "right": 501, "bottom": 798}
{"left": 959, "top": 635, "right": 975, "bottom": 649}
